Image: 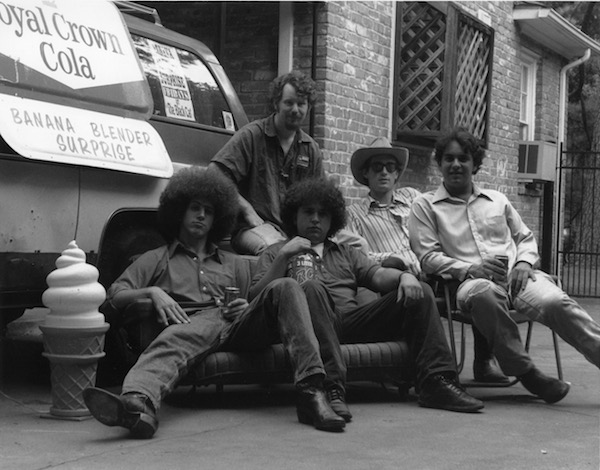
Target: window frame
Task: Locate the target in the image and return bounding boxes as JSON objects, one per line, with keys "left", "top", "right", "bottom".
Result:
{"left": 519, "top": 50, "right": 539, "bottom": 141}
{"left": 392, "top": 1, "right": 494, "bottom": 148}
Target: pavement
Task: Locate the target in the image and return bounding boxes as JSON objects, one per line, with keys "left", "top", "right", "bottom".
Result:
{"left": 0, "top": 299, "right": 598, "bottom": 470}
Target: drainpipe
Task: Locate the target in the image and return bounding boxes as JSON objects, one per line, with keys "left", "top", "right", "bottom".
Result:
{"left": 554, "top": 48, "right": 591, "bottom": 278}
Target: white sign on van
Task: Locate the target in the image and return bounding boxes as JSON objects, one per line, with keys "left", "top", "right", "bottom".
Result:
{"left": 148, "top": 39, "right": 196, "bottom": 122}
{"left": 0, "top": 0, "right": 144, "bottom": 89}
{"left": 0, "top": 94, "right": 173, "bottom": 177}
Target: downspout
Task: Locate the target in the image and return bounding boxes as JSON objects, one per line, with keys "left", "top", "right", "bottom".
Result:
{"left": 554, "top": 48, "right": 591, "bottom": 278}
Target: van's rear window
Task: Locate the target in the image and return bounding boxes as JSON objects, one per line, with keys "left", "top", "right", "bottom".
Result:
{"left": 131, "top": 34, "right": 235, "bottom": 130}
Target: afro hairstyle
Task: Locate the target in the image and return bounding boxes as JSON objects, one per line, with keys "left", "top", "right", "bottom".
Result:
{"left": 157, "top": 166, "right": 239, "bottom": 244}
{"left": 281, "top": 178, "right": 347, "bottom": 239}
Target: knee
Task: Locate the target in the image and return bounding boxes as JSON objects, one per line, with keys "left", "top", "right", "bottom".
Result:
{"left": 268, "top": 277, "right": 301, "bottom": 292}
{"left": 301, "top": 279, "right": 327, "bottom": 296}
{"left": 459, "top": 280, "right": 507, "bottom": 310}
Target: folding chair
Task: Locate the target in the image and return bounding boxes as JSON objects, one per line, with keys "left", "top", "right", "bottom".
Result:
{"left": 432, "top": 274, "right": 564, "bottom": 387}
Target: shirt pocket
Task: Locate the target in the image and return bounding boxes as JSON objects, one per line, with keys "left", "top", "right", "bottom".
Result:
{"left": 480, "top": 213, "right": 510, "bottom": 243}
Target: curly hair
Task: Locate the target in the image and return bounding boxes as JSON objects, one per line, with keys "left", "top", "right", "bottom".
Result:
{"left": 281, "top": 178, "right": 347, "bottom": 239}
{"left": 157, "top": 166, "right": 239, "bottom": 244}
{"left": 269, "top": 71, "right": 318, "bottom": 112}
{"left": 434, "top": 127, "right": 486, "bottom": 174}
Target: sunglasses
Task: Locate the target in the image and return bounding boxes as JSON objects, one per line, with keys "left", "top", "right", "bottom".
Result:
{"left": 369, "top": 161, "right": 398, "bottom": 173}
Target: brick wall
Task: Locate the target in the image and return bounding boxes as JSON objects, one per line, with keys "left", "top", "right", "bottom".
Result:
{"left": 146, "top": 1, "right": 567, "bottom": 244}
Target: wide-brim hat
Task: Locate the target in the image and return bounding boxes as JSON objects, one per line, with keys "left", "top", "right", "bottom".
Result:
{"left": 350, "top": 137, "right": 409, "bottom": 186}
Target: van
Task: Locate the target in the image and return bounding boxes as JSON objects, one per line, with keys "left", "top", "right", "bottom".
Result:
{"left": 0, "top": 0, "right": 249, "bottom": 328}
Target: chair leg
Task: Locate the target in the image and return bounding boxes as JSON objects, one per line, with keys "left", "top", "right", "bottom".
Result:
{"left": 551, "top": 331, "right": 564, "bottom": 381}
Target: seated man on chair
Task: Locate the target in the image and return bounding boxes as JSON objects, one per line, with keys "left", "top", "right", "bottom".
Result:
{"left": 342, "top": 136, "right": 508, "bottom": 383}
{"left": 250, "top": 177, "right": 484, "bottom": 415}
{"left": 408, "top": 128, "right": 600, "bottom": 403}
{"left": 84, "top": 167, "right": 347, "bottom": 438}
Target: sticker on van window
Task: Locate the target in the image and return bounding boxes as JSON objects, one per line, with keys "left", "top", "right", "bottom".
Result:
{"left": 0, "top": 94, "right": 173, "bottom": 178}
{"left": 148, "top": 41, "right": 196, "bottom": 122}
{"left": 0, "top": 0, "right": 144, "bottom": 90}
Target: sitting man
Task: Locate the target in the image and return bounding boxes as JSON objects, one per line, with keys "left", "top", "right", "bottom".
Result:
{"left": 209, "top": 70, "right": 324, "bottom": 255}
{"left": 409, "top": 128, "right": 600, "bottom": 403}
{"left": 83, "top": 167, "right": 346, "bottom": 438}
{"left": 344, "top": 137, "right": 508, "bottom": 383}
{"left": 249, "top": 177, "right": 484, "bottom": 415}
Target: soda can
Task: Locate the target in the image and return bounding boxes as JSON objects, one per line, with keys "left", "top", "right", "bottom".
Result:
{"left": 286, "top": 252, "right": 321, "bottom": 285}
{"left": 495, "top": 255, "right": 509, "bottom": 269}
{"left": 223, "top": 287, "right": 240, "bottom": 305}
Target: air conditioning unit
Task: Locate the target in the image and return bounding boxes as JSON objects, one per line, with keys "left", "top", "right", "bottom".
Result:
{"left": 517, "top": 141, "right": 557, "bottom": 182}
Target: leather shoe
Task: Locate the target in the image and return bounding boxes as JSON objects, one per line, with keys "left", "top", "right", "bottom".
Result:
{"left": 326, "top": 386, "right": 352, "bottom": 422}
{"left": 473, "top": 358, "right": 510, "bottom": 383}
{"left": 419, "top": 374, "right": 484, "bottom": 413}
{"left": 83, "top": 387, "right": 158, "bottom": 438}
{"left": 297, "top": 386, "right": 346, "bottom": 432}
{"left": 518, "top": 367, "right": 570, "bottom": 404}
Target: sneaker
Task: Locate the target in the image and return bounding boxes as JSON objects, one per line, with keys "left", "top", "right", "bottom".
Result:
{"left": 83, "top": 387, "right": 158, "bottom": 438}
{"left": 327, "top": 386, "right": 352, "bottom": 422}
{"left": 419, "top": 375, "right": 484, "bottom": 413}
{"left": 518, "top": 367, "right": 570, "bottom": 404}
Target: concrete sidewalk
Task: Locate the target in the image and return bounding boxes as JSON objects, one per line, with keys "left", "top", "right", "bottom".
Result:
{"left": 0, "top": 299, "right": 598, "bottom": 470}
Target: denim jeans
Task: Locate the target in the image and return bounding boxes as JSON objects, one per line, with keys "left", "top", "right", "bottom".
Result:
{"left": 297, "top": 279, "right": 456, "bottom": 389}
{"left": 123, "top": 278, "right": 325, "bottom": 411}
{"left": 231, "top": 223, "right": 287, "bottom": 255}
{"left": 457, "top": 271, "right": 600, "bottom": 376}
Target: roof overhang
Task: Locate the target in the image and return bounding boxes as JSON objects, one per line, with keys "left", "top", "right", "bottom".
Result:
{"left": 513, "top": 4, "right": 600, "bottom": 59}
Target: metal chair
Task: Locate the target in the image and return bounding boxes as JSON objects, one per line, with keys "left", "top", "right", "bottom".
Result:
{"left": 431, "top": 274, "right": 564, "bottom": 387}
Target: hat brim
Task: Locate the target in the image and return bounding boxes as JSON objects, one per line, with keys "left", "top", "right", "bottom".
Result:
{"left": 350, "top": 146, "right": 409, "bottom": 186}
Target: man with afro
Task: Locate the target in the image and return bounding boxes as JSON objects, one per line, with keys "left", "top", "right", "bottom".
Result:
{"left": 250, "top": 178, "right": 484, "bottom": 423}
{"left": 84, "top": 167, "right": 346, "bottom": 438}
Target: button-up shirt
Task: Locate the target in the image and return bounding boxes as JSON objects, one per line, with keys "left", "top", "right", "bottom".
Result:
{"left": 408, "top": 184, "right": 539, "bottom": 281}
{"left": 211, "top": 114, "right": 324, "bottom": 228}
{"left": 107, "top": 240, "right": 251, "bottom": 304}
{"left": 346, "top": 187, "right": 422, "bottom": 275}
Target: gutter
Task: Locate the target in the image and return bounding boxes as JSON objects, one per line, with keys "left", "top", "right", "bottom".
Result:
{"left": 554, "top": 48, "right": 592, "bottom": 278}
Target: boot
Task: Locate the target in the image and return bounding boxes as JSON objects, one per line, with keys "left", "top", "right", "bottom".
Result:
{"left": 296, "top": 376, "right": 345, "bottom": 432}
{"left": 518, "top": 367, "right": 570, "bottom": 404}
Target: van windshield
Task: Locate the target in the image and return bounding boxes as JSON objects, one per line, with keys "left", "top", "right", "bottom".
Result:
{"left": 131, "top": 34, "right": 235, "bottom": 130}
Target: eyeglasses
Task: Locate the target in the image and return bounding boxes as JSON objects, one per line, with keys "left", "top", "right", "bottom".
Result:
{"left": 369, "top": 162, "right": 398, "bottom": 173}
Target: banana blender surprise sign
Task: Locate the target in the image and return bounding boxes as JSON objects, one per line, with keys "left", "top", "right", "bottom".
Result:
{"left": 0, "top": 0, "right": 172, "bottom": 177}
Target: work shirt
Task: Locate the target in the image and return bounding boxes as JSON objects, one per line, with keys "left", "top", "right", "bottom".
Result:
{"left": 252, "top": 240, "right": 380, "bottom": 314}
{"left": 211, "top": 114, "right": 324, "bottom": 228}
{"left": 408, "top": 184, "right": 539, "bottom": 281}
{"left": 346, "top": 187, "right": 422, "bottom": 275}
{"left": 107, "top": 240, "right": 251, "bottom": 305}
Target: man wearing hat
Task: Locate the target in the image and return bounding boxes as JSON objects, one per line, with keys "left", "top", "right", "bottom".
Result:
{"left": 343, "top": 137, "right": 509, "bottom": 384}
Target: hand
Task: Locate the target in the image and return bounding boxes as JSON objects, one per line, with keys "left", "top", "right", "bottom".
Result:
{"left": 279, "top": 236, "right": 315, "bottom": 260}
{"left": 397, "top": 272, "right": 424, "bottom": 306}
{"left": 468, "top": 258, "right": 508, "bottom": 284}
{"left": 509, "top": 261, "right": 535, "bottom": 293}
{"left": 381, "top": 254, "right": 407, "bottom": 271}
{"left": 149, "top": 288, "right": 190, "bottom": 326}
{"left": 221, "top": 297, "right": 249, "bottom": 322}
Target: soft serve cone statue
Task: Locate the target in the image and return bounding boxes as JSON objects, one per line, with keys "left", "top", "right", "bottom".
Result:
{"left": 40, "top": 241, "right": 109, "bottom": 419}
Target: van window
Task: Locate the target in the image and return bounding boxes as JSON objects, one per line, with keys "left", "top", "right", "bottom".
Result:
{"left": 131, "top": 34, "right": 235, "bottom": 130}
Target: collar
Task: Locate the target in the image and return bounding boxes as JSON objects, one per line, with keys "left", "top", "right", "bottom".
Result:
{"left": 431, "top": 183, "right": 494, "bottom": 204}
{"left": 168, "top": 239, "right": 223, "bottom": 263}
{"left": 264, "top": 113, "right": 312, "bottom": 143}
{"left": 367, "top": 189, "right": 410, "bottom": 209}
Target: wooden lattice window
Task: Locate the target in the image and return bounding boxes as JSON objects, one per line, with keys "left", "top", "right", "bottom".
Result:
{"left": 393, "top": 2, "right": 494, "bottom": 147}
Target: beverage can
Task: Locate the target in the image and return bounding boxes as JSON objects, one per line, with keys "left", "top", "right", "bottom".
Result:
{"left": 495, "top": 255, "right": 509, "bottom": 269}
{"left": 223, "top": 287, "right": 240, "bottom": 305}
{"left": 286, "top": 252, "right": 321, "bottom": 285}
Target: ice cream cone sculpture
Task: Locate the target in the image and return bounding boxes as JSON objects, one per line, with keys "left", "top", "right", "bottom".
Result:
{"left": 40, "top": 241, "right": 109, "bottom": 419}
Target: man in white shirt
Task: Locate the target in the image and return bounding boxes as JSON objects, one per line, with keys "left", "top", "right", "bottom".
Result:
{"left": 409, "top": 128, "right": 600, "bottom": 403}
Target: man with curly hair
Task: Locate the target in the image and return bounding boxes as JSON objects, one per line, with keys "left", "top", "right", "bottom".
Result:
{"left": 409, "top": 128, "right": 600, "bottom": 403}
{"left": 209, "top": 70, "right": 324, "bottom": 255}
{"left": 250, "top": 178, "right": 484, "bottom": 421}
{"left": 83, "top": 167, "right": 346, "bottom": 438}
